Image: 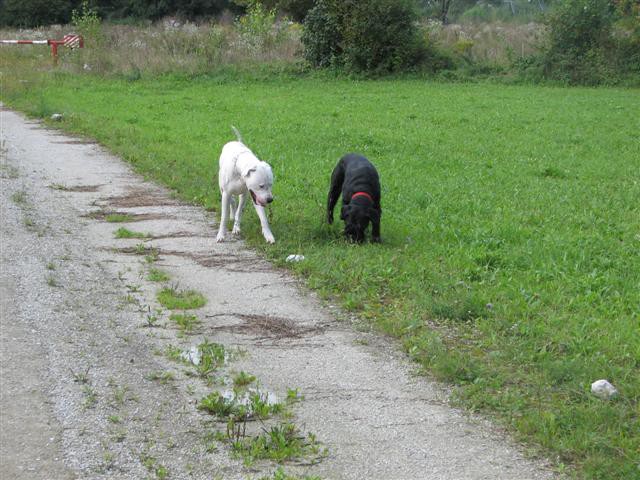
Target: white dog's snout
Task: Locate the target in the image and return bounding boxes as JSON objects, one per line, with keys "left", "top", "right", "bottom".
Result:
{"left": 253, "top": 192, "right": 273, "bottom": 206}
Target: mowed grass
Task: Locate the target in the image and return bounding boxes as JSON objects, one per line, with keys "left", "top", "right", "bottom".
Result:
{"left": 3, "top": 73, "right": 639, "bottom": 479}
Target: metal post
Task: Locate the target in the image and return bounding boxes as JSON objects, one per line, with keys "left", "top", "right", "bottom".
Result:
{"left": 1, "top": 35, "right": 83, "bottom": 66}
{"left": 49, "top": 40, "right": 59, "bottom": 65}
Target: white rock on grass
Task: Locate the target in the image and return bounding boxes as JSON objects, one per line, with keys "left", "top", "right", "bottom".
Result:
{"left": 591, "top": 379, "right": 618, "bottom": 400}
{"left": 50, "top": 113, "right": 63, "bottom": 121}
{"left": 180, "top": 345, "right": 201, "bottom": 366}
{"left": 286, "top": 254, "right": 305, "bottom": 262}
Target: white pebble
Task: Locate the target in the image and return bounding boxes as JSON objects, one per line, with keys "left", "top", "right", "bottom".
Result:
{"left": 591, "top": 379, "right": 618, "bottom": 400}
{"left": 286, "top": 254, "right": 305, "bottom": 262}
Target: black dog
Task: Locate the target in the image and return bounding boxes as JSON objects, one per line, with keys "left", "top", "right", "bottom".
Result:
{"left": 327, "top": 154, "right": 381, "bottom": 243}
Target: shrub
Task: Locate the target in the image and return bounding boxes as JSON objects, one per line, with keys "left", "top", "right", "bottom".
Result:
{"left": 302, "top": 0, "right": 430, "bottom": 73}
{"left": 300, "top": 0, "right": 341, "bottom": 68}
{"left": 70, "top": 1, "right": 113, "bottom": 73}
{"left": 546, "top": 0, "right": 614, "bottom": 57}
{"left": 341, "top": 0, "right": 425, "bottom": 72}
{"left": 72, "top": 1, "right": 103, "bottom": 47}
{"left": 236, "top": 1, "right": 286, "bottom": 53}
{"left": 537, "top": 0, "right": 639, "bottom": 84}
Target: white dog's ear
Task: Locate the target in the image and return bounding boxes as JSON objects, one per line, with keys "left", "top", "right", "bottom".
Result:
{"left": 242, "top": 166, "right": 257, "bottom": 177}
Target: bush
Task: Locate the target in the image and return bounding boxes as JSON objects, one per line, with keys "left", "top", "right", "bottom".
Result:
{"left": 546, "top": 0, "right": 614, "bottom": 57}
{"left": 537, "top": 0, "right": 639, "bottom": 84}
{"left": 72, "top": 1, "right": 103, "bottom": 47}
{"left": 235, "top": 1, "right": 290, "bottom": 55}
{"left": 302, "top": 0, "right": 431, "bottom": 73}
{"left": 341, "top": 0, "right": 425, "bottom": 72}
{"left": 300, "top": 0, "right": 341, "bottom": 67}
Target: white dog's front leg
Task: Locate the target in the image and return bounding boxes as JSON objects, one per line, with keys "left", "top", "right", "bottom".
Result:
{"left": 254, "top": 204, "right": 275, "bottom": 244}
{"left": 216, "top": 191, "right": 230, "bottom": 242}
{"left": 232, "top": 194, "right": 247, "bottom": 235}
{"left": 228, "top": 196, "right": 237, "bottom": 220}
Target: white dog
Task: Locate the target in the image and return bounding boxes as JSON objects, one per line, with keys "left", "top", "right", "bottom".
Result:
{"left": 216, "top": 127, "right": 275, "bottom": 244}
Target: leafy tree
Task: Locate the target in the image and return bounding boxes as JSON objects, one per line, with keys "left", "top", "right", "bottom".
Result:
{"left": 0, "top": 0, "right": 240, "bottom": 25}
{"left": 0, "top": 0, "right": 78, "bottom": 27}
{"left": 439, "top": 0, "right": 454, "bottom": 24}
{"left": 232, "top": 0, "right": 313, "bottom": 20}
{"left": 108, "top": 0, "right": 235, "bottom": 20}
{"left": 419, "top": 0, "right": 475, "bottom": 24}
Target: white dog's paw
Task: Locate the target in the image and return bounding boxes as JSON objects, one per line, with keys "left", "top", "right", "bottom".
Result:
{"left": 232, "top": 225, "right": 241, "bottom": 235}
{"left": 216, "top": 231, "right": 226, "bottom": 243}
{"left": 263, "top": 232, "right": 275, "bottom": 244}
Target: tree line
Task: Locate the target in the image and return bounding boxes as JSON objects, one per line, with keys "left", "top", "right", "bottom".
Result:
{"left": 0, "top": 0, "right": 319, "bottom": 27}
{"left": 0, "top": 0, "right": 558, "bottom": 28}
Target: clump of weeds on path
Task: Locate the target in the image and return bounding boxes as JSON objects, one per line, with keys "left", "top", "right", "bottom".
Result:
{"left": 169, "top": 312, "right": 201, "bottom": 333}
{"left": 157, "top": 285, "right": 206, "bottom": 310}
{"left": 114, "top": 227, "right": 150, "bottom": 239}
{"left": 147, "top": 268, "right": 170, "bottom": 282}
{"left": 105, "top": 213, "right": 134, "bottom": 223}
{"left": 231, "top": 423, "right": 326, "bottom": 466}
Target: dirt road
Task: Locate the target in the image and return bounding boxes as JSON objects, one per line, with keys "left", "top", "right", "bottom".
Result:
{"left": 0, "top": 107, "right": 558, "bottom": 479}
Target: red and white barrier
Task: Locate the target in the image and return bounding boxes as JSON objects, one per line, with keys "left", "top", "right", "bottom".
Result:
{"left": 1, "top": 34, "right": 83, "bottom": 63}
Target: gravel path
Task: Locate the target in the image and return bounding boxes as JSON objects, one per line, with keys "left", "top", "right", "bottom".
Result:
{"left": 1, "top": 107, "right": 558, "bottom": 480}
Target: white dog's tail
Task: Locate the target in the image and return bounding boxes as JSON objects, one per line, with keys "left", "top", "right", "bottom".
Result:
{"left": 231, "top": 125, "right": 243, "bottom": 143}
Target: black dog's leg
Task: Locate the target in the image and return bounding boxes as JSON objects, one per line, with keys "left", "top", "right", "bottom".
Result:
{"left": 371, "top": 208, "right": 381, "bottom": 243}
{"left": 327, "top": 162, "right": 345, "bottom": 224}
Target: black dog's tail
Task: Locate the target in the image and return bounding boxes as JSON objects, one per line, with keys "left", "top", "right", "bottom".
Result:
{"left": 231, "top": 125, "right": 243, "bottom": 143}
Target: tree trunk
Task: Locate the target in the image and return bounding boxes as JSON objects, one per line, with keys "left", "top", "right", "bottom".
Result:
{"left": 440, "top": 0, "right": 452, "bottom": 25}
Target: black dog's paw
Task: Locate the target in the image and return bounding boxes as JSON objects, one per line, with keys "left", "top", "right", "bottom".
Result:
{"left": 327, "top": 213, "right": 334, "bottom": 224}
{"left": 372, "top": 236, "right": 382, "bottom": 243}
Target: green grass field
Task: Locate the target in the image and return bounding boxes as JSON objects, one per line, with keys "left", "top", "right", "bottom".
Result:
{"left": 3, "top": 71, "right": 639, "bottom": 479}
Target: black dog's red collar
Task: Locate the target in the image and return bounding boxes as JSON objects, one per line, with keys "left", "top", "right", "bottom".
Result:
{"left": 351, "top": 191, "right": 373, "bottom": 202}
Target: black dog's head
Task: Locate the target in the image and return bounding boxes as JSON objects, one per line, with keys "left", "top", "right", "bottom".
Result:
{"left": 341, "top": 203, "right": 379, "bottom": 243}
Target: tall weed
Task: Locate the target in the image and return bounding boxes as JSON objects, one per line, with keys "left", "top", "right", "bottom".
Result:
{"left": 236, "top": 1, "right": 282, "bottom": 54}
{"left": 70, "top": 1, "right": 111, "bottom": 73}
{"left": 71, "top": 1, "right": 103, "bottom": 47}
